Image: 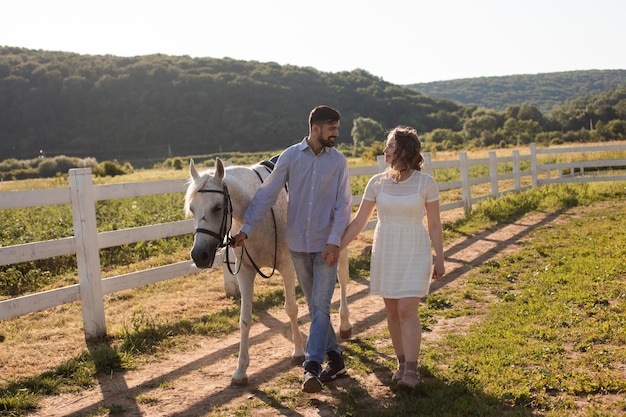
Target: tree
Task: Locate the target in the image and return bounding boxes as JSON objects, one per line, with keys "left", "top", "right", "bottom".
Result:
{"left": 500, "top": 118, "right": 541, "bottom": 146}
{"left": 425, "top": 128, "right": 464, "bottom": 151}
{"left": 517, "top": 104, "right": 546, "bottom": 127}
{"left": 351, "top": 117, "right": 384, "bottom": 150}
{"left": 463, "top": 114, "right": 498, "bottom": 140}
{"left": 597, "top": 119, "right": 626, "bottom": 140}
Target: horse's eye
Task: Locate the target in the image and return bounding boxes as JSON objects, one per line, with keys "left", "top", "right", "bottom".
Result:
{"left": 213, "top": 204, "right": 223, "bottom": 213}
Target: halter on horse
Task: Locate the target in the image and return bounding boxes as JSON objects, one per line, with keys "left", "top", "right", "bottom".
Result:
{"left": 191, "top": 160, "right": 279, "bottom": 278}
{"left": 193, "top": 184, "right": 233, "bottom": 247}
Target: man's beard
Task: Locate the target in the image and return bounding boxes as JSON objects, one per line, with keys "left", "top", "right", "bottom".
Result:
{"left": 319, "top": 136, "right": 336, "bottom": 148}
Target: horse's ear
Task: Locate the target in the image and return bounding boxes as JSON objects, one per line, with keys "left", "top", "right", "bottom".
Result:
{"left": 215, "top": 157, "right": 225, "bottom": 181}
{"left": 190, "top": 159, "right": 200, "bottom": 180}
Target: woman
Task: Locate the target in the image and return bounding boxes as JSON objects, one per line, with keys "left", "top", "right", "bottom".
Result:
{"left": 339, "top": 125, "right": 445, "bottom": 389}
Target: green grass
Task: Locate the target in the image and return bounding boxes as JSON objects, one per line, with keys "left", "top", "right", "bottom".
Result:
{"left": 443, "top": 181, "right": 625, "bottom": 241}
{"left": 418, "top": 199, "right": 626, "bottom": 416}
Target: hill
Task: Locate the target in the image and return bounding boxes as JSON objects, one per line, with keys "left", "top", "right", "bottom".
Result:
{"left": 0, "top": 47, "right": 625, "bottom": 170}
{"left": 407, "top": 70, "right": 626, "bottom": 113}
{"left": 0, "top": 47, "right": 462, "bottom": 164}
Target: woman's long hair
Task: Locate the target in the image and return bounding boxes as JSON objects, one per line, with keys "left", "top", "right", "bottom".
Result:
{"left": 387, "top": 126, "right": 423, "bottom": 182}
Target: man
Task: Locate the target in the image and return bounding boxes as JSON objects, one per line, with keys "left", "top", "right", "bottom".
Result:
{"left": 232, "top": 105, "right": 352, "bottom": 393}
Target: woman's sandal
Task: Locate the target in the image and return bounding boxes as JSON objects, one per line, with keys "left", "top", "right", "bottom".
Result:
{"left": 397, "top": 369, "right": 420, "bottom": 390}
{"left": 391, "top": 362, "right": 404, "bottom": 383}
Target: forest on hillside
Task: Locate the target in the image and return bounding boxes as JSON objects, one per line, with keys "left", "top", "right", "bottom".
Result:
{"left": 1, "top": 46, "right": 625, "bottom": 179}
{"left": 408, "top": 70, "right": 626, "bottom": 113}
{"left": 0, "top": 47, "right": 461, "bottom": 164}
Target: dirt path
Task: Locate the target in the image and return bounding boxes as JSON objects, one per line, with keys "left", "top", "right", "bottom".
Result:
{"left": 28, "top": 211, "right": 558, "bottom": 417}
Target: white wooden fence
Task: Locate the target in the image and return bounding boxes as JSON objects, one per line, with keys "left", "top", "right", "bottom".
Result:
{"left": 1, "top": 143, "right": 625, "bottom": 340}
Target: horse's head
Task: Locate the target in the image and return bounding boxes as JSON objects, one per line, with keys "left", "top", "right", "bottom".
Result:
{"left": 185, "top": 158, "right": 232, "bottom": 269}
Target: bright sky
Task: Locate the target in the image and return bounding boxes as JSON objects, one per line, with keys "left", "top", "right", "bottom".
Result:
{"left": 2, "top": 0, "right": 625, "bottom": 85}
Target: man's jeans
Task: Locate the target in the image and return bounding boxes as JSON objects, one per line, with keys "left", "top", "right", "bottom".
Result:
{"left": 291, "top": 251, "right": 340, "bottom": 371}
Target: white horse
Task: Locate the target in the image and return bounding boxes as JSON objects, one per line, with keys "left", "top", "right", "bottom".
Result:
{"left": 185, "top": 157, "right": 352, "bottom": 386}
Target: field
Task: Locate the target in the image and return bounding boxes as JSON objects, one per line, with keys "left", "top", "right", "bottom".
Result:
{"left": 1, "top": 153, "right": 625, "bottom": 416}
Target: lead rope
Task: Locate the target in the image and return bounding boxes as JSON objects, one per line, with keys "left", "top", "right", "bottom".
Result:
{"left": 224, "top": 165, "right": 279, "bottom": 279}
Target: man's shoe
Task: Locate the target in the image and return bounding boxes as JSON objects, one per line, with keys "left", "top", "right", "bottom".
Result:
{"left": 302, "top": 361, "right": 323, "bottom": 393}
{"left": 302, "top": 370, "right": 323, "bottom": 393}
{"left": 320, "top": 351, "right": 347, "bottom": 382}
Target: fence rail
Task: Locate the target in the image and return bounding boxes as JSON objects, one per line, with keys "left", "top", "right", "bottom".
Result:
{"left": 2, "top": 143, "right": 625, "bottom": 339}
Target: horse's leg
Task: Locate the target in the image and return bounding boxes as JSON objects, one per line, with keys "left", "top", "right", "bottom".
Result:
{"left": 338, "top": 248, "right": 353, "bottom": 339}
{"left": 231, "top": 268, "right": 255, "bottom": 386}
{"left": 281, "top": 262, "right": 306, "bottom": 365}
{"left": 222, "top": 247, "right": 240, "bottom": 298}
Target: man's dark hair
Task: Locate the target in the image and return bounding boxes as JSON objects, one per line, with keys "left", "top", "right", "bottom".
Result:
{"left": 309, "top": 105, "right": 341, "bottom": 128}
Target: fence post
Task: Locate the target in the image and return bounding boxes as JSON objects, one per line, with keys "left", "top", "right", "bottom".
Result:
{"left": 423, "top": 152, "right": 433, "bottom": 176}
{"left": 69, "top": 168, "right": 106, "bottom": 341}
{"left": 459, "top": 152, "right": 471, "bottom": 213}
{"left": 376, "top": 155, "right": 387, "bottom": 172}
{"left": 513, "top": 150, "right": 521, "bottom": 191}
{"left": 488, "top": 151, "right": 498, "bottom": 197}
{"left": 530, "top": 142, "right": 538, "bottom": 187}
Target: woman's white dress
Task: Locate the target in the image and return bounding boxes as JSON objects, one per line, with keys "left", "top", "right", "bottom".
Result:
{"left": 363, "top": 170, "right": 439, "bottom": 298}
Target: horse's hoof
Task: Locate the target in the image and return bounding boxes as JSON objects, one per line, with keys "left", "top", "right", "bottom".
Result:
{"left": 230, "top": 377, "right": 248, "bottom": 386}
{"left": 340, "top": 327, "right": 353, "bottom": 339}
{"left": 290, "top": 355, "right": 305, "bottom": 366}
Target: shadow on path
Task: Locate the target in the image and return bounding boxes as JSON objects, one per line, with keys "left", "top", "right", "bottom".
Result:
{"left": 431, "top": 210, "right": 563, "bottom": 293}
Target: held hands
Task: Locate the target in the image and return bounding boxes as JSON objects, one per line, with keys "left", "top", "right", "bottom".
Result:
{"left": 230, "top": 232, "right": 248, "bottom": 247}
{"left": 322, "top": 244, "right": 340, "bottom": 267}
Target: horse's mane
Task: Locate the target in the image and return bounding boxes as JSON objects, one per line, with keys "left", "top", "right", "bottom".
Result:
{"left": 184, "top": 161, "right": 272, "bottom": 217}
